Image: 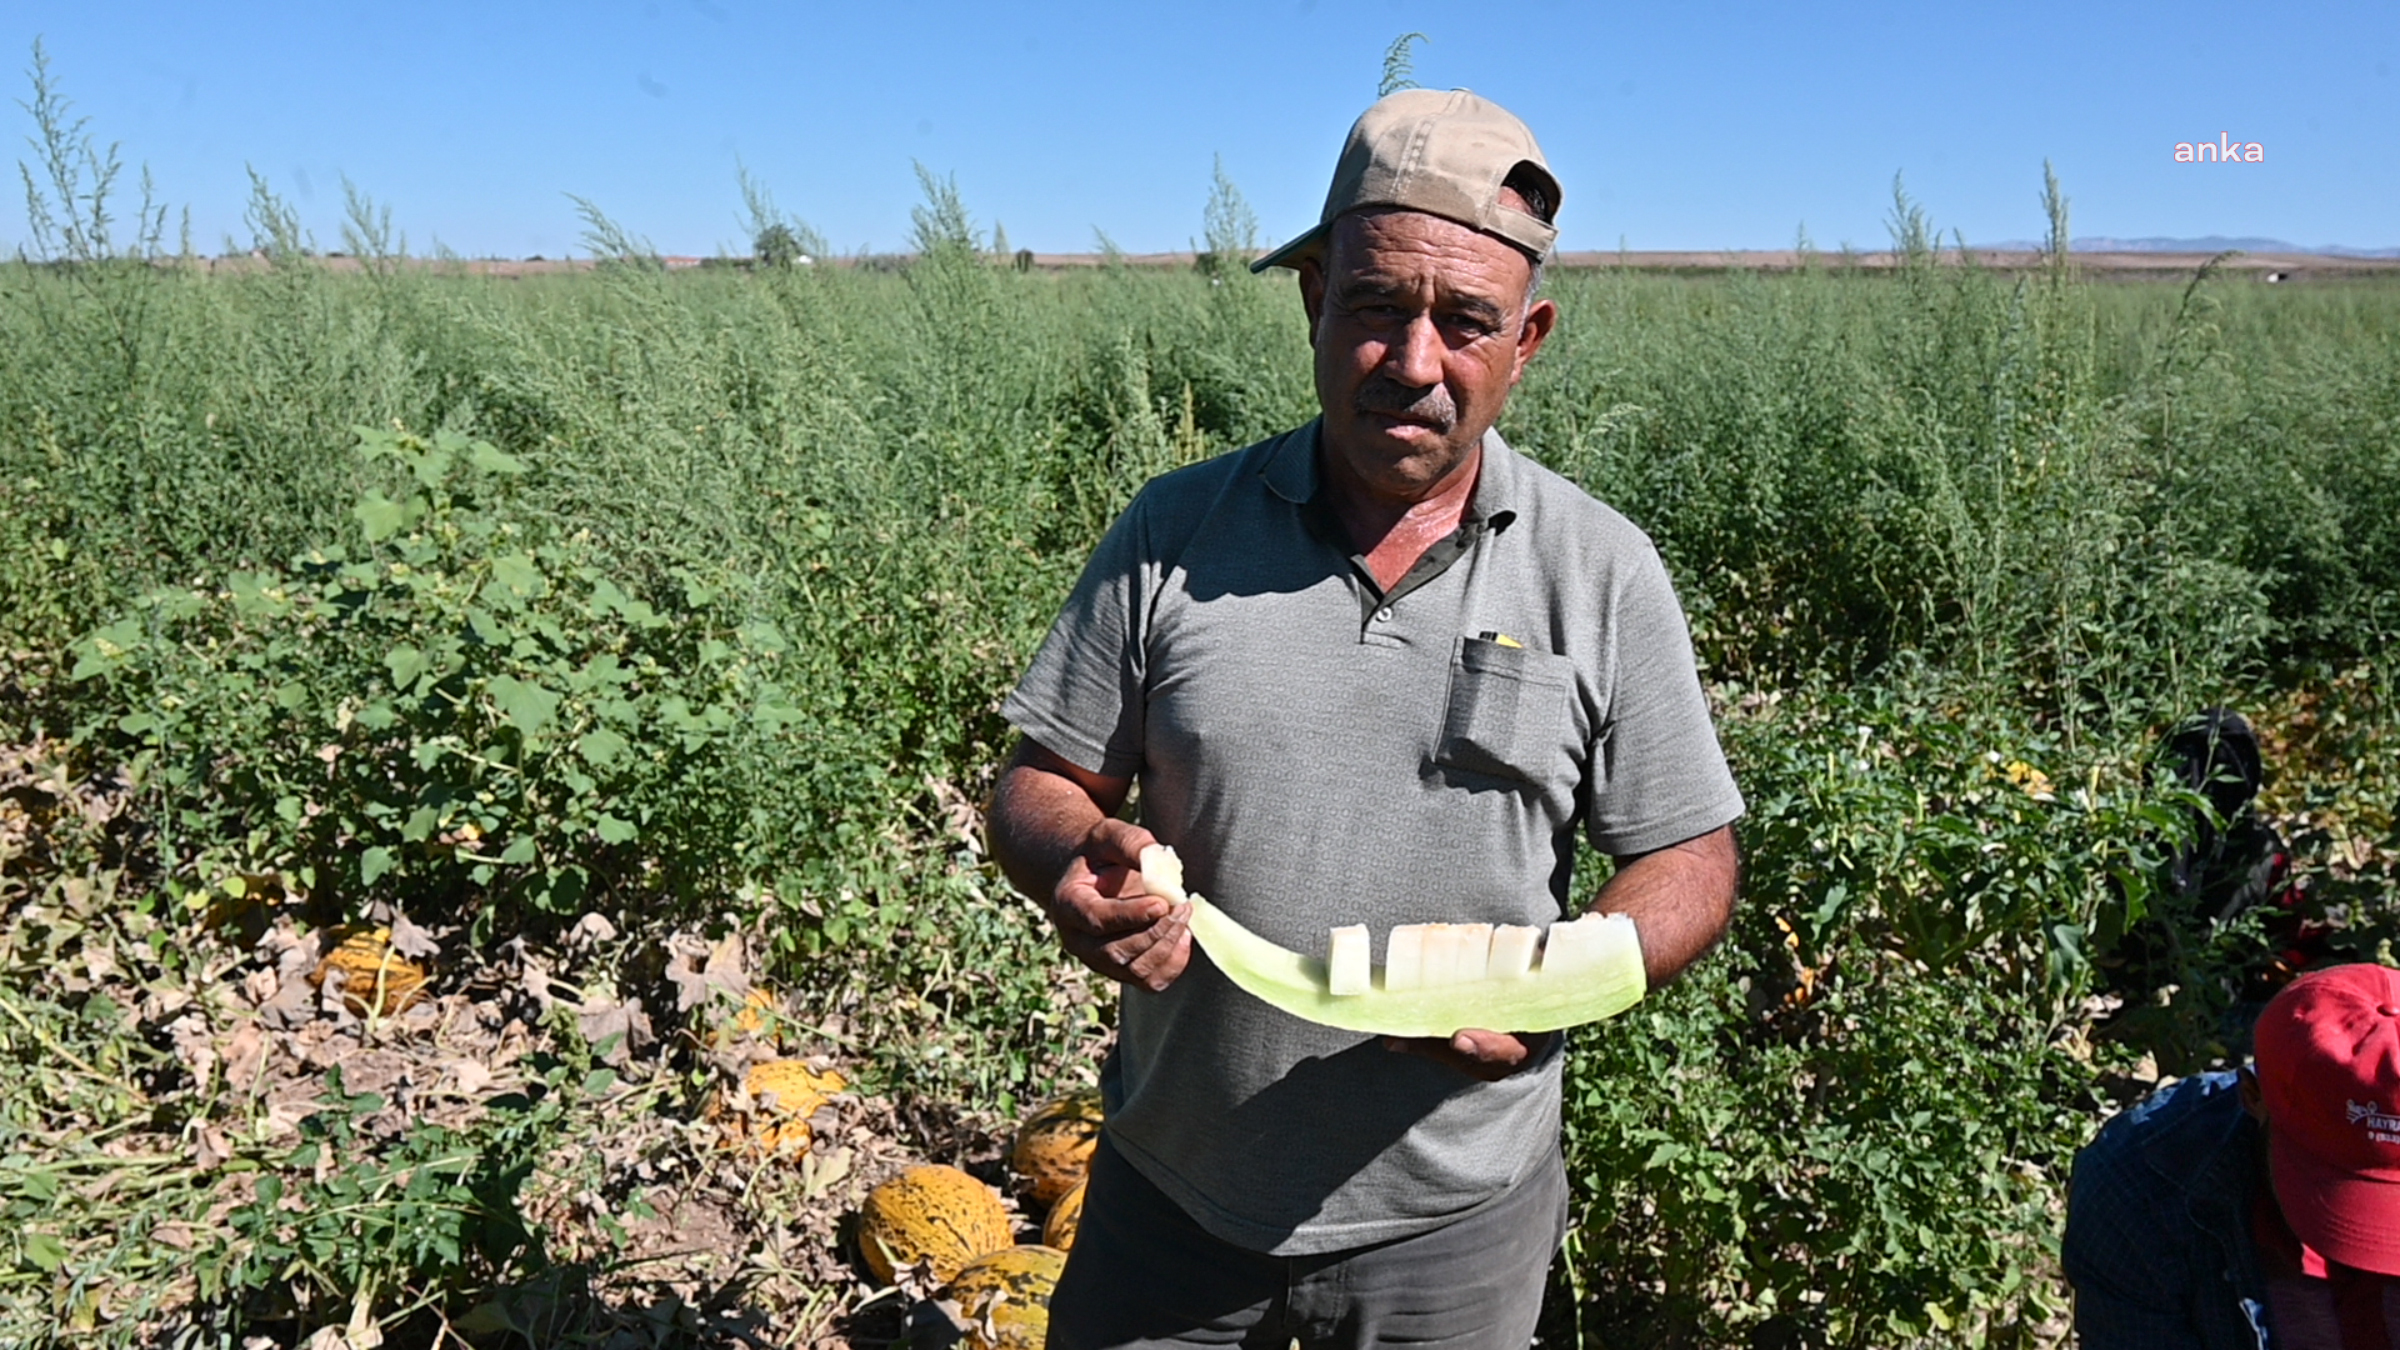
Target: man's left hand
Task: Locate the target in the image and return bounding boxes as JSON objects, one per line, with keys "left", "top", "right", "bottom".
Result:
{"left": 1384, "top": 1029, "right": 1556, "bottom": 1082}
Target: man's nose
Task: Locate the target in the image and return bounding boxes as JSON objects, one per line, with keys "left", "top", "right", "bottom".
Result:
{"left": 1380, "top": 313, "right": 1446, "bottom": 388}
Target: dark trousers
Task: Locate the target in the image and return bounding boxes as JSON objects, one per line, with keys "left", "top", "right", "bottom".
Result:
{"left": 1048, "top": 1135, "right": 1568, "bottom": 1350}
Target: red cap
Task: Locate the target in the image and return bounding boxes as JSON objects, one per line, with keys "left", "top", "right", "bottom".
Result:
{"left": 2256, "top": 963, "right": 2400, "bottom": 1276}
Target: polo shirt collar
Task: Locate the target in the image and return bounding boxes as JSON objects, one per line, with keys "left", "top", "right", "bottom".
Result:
{"left": 1261, "top": 418, "right": 1523, "bottom": 532}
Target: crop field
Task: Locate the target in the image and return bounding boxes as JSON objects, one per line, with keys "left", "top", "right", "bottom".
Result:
{"left": 4, "top": 139, "right": 2400, "bottom": 1348}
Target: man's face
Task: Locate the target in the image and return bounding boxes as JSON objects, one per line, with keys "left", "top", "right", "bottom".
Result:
{"left": 1300, "top": 207, "right": 1557, "bottom": 504}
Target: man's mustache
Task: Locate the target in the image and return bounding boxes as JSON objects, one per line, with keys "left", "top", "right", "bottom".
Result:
{"left": 1354, "top": 378, "right": 1457, "bottom": 430}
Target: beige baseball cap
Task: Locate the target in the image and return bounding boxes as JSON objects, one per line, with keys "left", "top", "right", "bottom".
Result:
{"left": 1251, "top": 87, "right": 1562, "bottom": 273}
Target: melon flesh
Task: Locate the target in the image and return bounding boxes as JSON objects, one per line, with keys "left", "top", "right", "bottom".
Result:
{"left": 1137, "top": 844, "right": 1188, "bottom": 904}
{"left": 1540, "top": 912, "right": 1617, "bottom": 977}
{"left": 1489, "top": 925, "right": 1541, "bottom": 979}
{"left": 1383, "top": 925, "right": 1425, "bottom": 991}
{"left": 1181, "top": 897, "right": 1646, "bottom": 1038}
{"left": 1137, "top": 846, "right": 1648, "bottom": 1037}
{"left": 1326, "top": 925, "right": 1371, "bottom": 996}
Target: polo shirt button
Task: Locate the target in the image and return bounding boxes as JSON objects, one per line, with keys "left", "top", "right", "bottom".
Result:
{"left": 1373, "top": 607, "right": 1393, "bottom": 623}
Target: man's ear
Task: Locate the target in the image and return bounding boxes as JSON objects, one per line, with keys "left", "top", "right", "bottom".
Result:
{"left": 2239, "top": 1065, "right": 2268, "bottom": 1122}
{"left": 1510, "top": 296, "right": 1559, "bottom": 385}
{"left": 1298, "top": 256, "right": 1326, "bottom": 344}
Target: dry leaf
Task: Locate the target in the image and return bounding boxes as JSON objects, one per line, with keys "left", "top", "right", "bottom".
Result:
{"left": 385, "top": 912, "right": 441, "bottom": 961}
{"left": 166, "top": 1013, "right": 218, "bottom": 1093}
{"left": 222, "top": 1021, "right": 267, "bottom": 1094}
{"left": 503, "top": 937, "right": 560, "bottom": 1013}
{"left": 665, "top": 930, "right": 753, "bottom": 1013}
{"left": 577, "top": 996, "right": 653, "bottom": 1066}
{"left": 442, "top": 1058, "right": 496, "bottom": 1099}
{"left": 192, "top": 1126, "right": 233, "bottom": 1170}
{"left": 566, "top": 913, "right": 618, "bottom": 948}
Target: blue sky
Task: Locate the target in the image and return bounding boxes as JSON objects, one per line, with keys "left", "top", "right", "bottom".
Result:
{"left": 7, "top": 1, "right": 2395, "bottom": 259}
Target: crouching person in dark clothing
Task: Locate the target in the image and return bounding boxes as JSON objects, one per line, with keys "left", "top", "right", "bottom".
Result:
{"left": 2065, "top": 964, "right": 2400, "bottom": 1347}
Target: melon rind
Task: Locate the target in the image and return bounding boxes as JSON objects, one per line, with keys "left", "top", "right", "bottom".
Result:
{"left": 1185, "top": 894, "right": 1646, "bottom": 1038}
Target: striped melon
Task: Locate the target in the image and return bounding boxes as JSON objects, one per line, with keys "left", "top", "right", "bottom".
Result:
{"left": 1009, "top": 1088, "right": 1103, "bottom": 1206}
{"left": 1042, "top": 1178, "right": 1085, "bottom": 1251}
{"left": 856, "top": 1164, "right": 1014, "bottom": 1286}
{"left": 719, "top": 1059, "right": 845, "bottom": 1157}
{"left": 939, "top": 1244, "right": 1066, "bottom": 1350}
{"left": 309, "top": 926, "right": 428, "bottom": 1017}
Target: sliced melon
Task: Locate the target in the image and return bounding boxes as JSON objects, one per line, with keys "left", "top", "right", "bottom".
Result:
{"left": 1383, "top": 924, "right": 1426, "bottom": 992}
{"left": 1540, "top": 912, "right": 1617, "bottom": 977}
{"left": 1136, "top": 844, "right": 1188, "bottom": 904}
{"left": 1327, "top": 925, "right": 1371, "bottom": 996}
{"left": 1489, "top": 924, "right": 1540, "bottom": 979}
{"left": 1181, "top": 894, "right": 1645, "bottom": 1038}
{"left": 1136, "top": 846, "right": 1648, "bottom": 1036}
{"left": 1418, "top": 924, "right": 1461, "bottom": 987}
{"left": 1453, "top": 924, "right": 1494, "bottom": 984}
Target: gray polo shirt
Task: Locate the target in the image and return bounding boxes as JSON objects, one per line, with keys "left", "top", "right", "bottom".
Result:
{"left": 1003, "top": 419, "right": 1744, "bottom": 1256}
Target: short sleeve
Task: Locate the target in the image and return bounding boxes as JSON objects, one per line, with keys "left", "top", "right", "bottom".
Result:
{"left": 1000, "top": 499, "right": 1155, "bottom": 781}
{"left": 1583, "top": 542, "right": 1745, "bottom": 857}
{"left": 2062, "top": 1130, "right": 2210, "bottom": 1348}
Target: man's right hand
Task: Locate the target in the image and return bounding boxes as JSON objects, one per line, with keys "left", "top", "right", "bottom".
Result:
{"left": 988, "top": 739, "right": 1192, "bottom": 994}
{"left": 1048, "top": 817, "right": 1192, "bottom": 993}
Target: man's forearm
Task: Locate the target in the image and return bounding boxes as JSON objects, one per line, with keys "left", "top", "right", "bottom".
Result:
{"left": 987, "top": 740, "right": 1130, "bottom": 907}
{"left": 1590, "top": 823, "right": 1739, "bottom": 986}
{"left": 990, "top": 764, "right": 1107, "bottom": 906}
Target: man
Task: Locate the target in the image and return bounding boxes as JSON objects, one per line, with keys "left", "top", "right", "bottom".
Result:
{"left": 989, "top": 88, "right": 1744, "bottom": 1347}
{"left": 2065, "top": 963, "right": 2400, "bottom": 1347}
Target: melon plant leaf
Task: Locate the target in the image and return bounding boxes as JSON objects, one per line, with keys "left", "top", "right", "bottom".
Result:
{"left": 487, "top": 676, "right": 560, "bottom": 737}
{"left": 577, "top": 728, "right": 630, "bottom": 767}
{"left": 355, "top": 493, "right": 410, "bottom": 542}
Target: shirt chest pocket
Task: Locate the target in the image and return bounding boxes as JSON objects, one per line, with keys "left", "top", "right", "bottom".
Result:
{"left": 1433, "top": 637, "right": 1579, "bottom": 788}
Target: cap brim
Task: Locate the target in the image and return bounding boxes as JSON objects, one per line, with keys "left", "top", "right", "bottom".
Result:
{"left": 2271, "top": 1129, "right": 2400, "bottom": 1276}
{"left": 1249, "top": 222, "right": 1329, "bottom": 274}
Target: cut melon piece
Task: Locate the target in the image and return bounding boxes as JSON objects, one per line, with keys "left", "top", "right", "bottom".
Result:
{"left": 1454, "top": 924, "right": 1494, "bottom": 984}
{"left": 1418, "top": 924, "right": 1462, "bottom": 987}
{"left": 1327, "top": 925, "right": 1371, "bottom": 996}
{"left": 1136, "top": 844, "right": 1188, "bottom": 905}
{"left": 1539, "top": 912, "right": 1621, "bottom": 978}
{"left": 1425, "top": 924, "right": 1482, "bottom": 986}
{"left": 1489, "top": 925, "right": 1540, "bottom": 979}
{"left": 1383, "top": 925, "right": 1426, "bottom": 992}
{"left": 1183, "top": 894, "right": 1646, "bottom": 1038}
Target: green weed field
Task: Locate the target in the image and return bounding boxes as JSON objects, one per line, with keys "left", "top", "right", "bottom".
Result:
{"left": 3, "top": 139, "right": 2398, "bottom": 1346}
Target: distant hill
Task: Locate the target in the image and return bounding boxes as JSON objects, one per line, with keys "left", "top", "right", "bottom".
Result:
{"left": 1975, "top": 235, "right": 2400, "bottom": 258}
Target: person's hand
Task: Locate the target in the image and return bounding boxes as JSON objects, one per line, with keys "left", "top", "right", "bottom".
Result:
{"left": 1046, "top": 818, "right": 1192, "bottom": 993}
{"left": 1384, "top": 1028, "right": 1556, "bottom": 1082}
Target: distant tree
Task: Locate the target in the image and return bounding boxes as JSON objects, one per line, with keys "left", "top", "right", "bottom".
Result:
{"left": 737, "top": 166, "right": 826, "bottom": 268}
{"left": 755, "top": 222, "right": 805, "bottom": 269}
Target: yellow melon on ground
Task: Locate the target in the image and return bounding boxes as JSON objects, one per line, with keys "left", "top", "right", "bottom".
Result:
{"left": 939, "top": 1244, "right": 1067, "bottom": 1350}
{"left": 1010, "top": 1088, "right": 1103, "bottom": 1206}
{"left": 709, "top": 986, "right": 783, "bottom": 1048}
{"left": 856, "top": 1164, "right": 1014, "bottom": 1286}
{"left": 717, "top": 1059, "right": 845, "bottom": 1157}
{"left": 1042, "top": 1178, "right": 1085, "bottom": 1251}
{"left": 309, "top": 927, "right": 427, "bottom": 1017}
